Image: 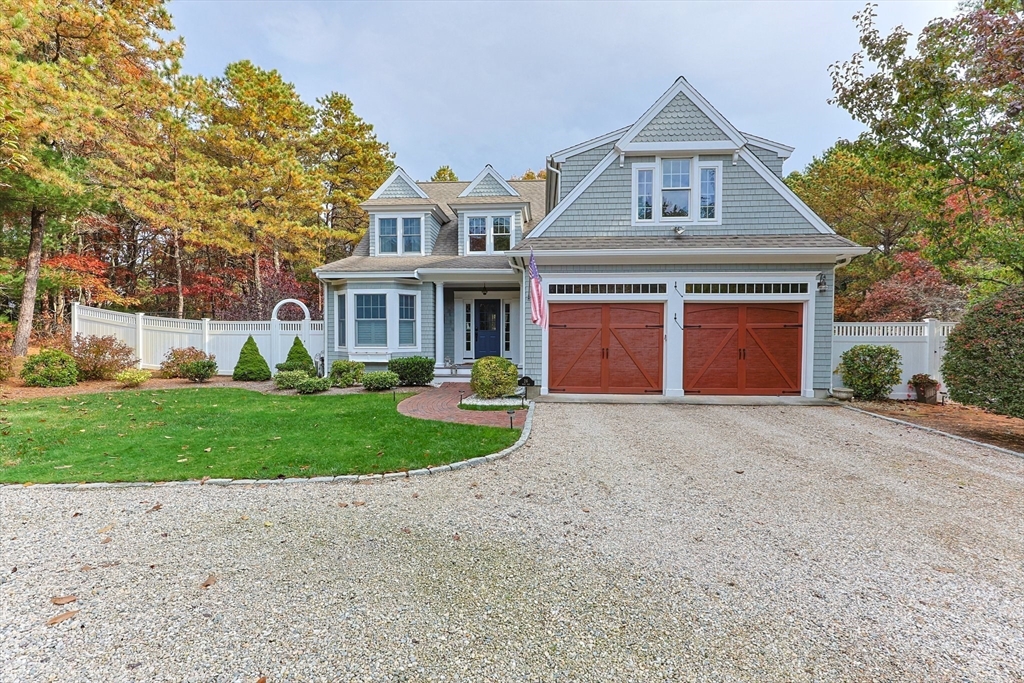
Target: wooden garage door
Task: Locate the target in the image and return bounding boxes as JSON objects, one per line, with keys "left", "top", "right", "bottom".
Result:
{"left": 549, "top": 303, "right": 663, "bottom": 394}
{"left": 683, "top": 303, "right": 802, "bottom": 395}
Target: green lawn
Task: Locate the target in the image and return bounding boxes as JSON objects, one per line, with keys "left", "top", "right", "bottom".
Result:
{"left": 0, "top": 388, "right": 520, "bottom": 484}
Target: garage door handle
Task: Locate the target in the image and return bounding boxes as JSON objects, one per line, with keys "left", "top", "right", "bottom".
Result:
{"left": 683, "top": 324, "right": 702, "bottom": 329}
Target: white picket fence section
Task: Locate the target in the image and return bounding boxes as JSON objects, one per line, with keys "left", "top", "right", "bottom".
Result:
{"left": 832, "top": 319, "right": 956, "bottom": 399}
{"left": 71, "top": 301, "right": 325, "bottom": 375}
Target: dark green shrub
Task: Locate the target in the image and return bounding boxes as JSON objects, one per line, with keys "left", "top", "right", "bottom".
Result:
{"left": 274, "top": 370, "right": 310, "bottom": 390}
{"left": 179, "top": 359, "right": 218, "bottom": 383}
{"left": 361, "top": 370, "right": 400, "bottom": 391}
{"left": 232, "top": 336, "right": 271, "bottom": 381}
{"left": 470, "top": 356, "right": 518, "bottom": 399}
{"left": 330, "top": 360, "right": 365, "bottom": 388}
{"left": 161, "top": 347, "right": 213, "bottom": 378}
{"left": 388, "top": 356, "right": 434, "bottom": 386}
{"left": 21, "top": 349, "right": 79, "bottom": 387}
{"left": 275, "top": 337, "right": 315, "bottom": 376}
{"left": 70, "top": 334, "right": 137, "bottom": 380}
{"left": 834, "top": 344, "right": 903, "bottom": 400}
{"left": 295, "top": 376, "right": 332, "bottom": 394}
{"left": 942, "top": 285, "right": 1024, "bottom": 418}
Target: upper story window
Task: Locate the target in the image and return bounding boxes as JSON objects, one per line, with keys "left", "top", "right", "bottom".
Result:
{"left": 466, "top": 214, "right": 514, "bottom": 254}
{"left": 377, "top": 215, "right": 423, "bottom": 255}
{"left": 633, "top": 157, "right": 722, "bottom": 225}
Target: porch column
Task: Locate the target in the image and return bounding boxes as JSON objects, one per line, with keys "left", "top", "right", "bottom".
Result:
{"left": 435, "top": 281, "right": 445, "bottom": 367}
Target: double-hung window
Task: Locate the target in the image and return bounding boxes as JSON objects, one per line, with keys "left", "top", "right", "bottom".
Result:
{"left": 399, "top": 294, "right": 417, "bottom": 346}
{"left": 336, "top": 294, "right": 346, "bottom": 346}
{"left": 633, "top": 158, "right": 722, "bottom": 225}
{"left": 378, "top": 218, "right": 398, "bottom": 254}
{"left": 466, "top": 215, "right": 514, "bottom": 253}
{"left": 355, "top": 294, "right": 387, "bottom": 347}
{"left": 402, "top": 217, "right": 421, "bottom": 253}
{"left": 377, "top": 215, "right": 423, "bottom": 255}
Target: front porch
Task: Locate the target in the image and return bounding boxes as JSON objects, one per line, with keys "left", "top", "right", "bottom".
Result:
{"left": 430, "top": 276, "right": 524, "bottom": 376}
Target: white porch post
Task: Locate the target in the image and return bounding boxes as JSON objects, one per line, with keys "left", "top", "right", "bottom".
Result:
{"left": 435, "top": 281, "right": 445, "bottom": 367}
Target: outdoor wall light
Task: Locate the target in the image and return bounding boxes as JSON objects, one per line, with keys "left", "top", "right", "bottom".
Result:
{"left": 482, "top": 285, "right": 488, "bottom": 295}
{"left": 816, "top": 272, "right": 827, "bottom": 293}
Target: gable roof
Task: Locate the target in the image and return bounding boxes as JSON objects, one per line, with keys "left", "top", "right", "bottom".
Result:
{"left": 368, "top": 167, "right": 429, "bottom": 200}
{"left": 550, "top": 126, "right": 629, "bottom": 163}
{"left": 459, "top": 165, "right": 520, "bottom": 198}
{"left": 616, "top": 77, "right": 746, "bottom": 151}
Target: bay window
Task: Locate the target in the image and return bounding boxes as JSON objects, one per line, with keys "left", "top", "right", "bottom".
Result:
{"left": 355, "top": 294, "right": 387, "bottom": 347}
{"left": 399, "top": 294, "right": 416, "bottom": 346}
{"left": 337, "top": 293, "right": 346, "bottom": 346}
{"left": 632, "top": 158, "right": 722, "bottom": 225}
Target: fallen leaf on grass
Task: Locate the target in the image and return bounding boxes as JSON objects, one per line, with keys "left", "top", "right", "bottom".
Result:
{"left": 53, "top": 465, "right": 72, "bottom": 470}
{"left": 96, "top": 524, "right": 114, "bottom": 534}
{"left": 46, "top": 610, "right": 79, "bottom": 626}
{"left": 200, "top": 476, "right": 210, "bottom": 485}
{"left": 204, "top": 448, "right": 212, "bottom": 453}
{"left": 177, "top": 458, "right": 188, "bottom": 463}
{"left": 201, "top": 574, "right": 216, "bottom": 589}
{"left": 50, "top": 596, "right": 77, "bottom": 605}
{"left": 146, "top": 503, "right": 162, "bottom": 513}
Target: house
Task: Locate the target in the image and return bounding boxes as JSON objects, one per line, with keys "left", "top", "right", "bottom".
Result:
{"left": 314, "top": 77, "right": 870, "bottom": 397}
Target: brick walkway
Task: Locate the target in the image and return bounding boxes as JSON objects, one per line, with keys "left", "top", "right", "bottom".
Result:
{"left": 398, "top": 383, "right": 527, "bottom": 428}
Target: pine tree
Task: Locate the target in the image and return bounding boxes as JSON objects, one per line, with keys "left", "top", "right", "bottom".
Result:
{"left": 232, "top": 335, "right": 271, "bottom": 381}
{"left": 430, "top": 165, "right": 458, "bottom": 182}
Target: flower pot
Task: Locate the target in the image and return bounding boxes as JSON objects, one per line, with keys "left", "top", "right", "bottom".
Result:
{"left": 914, "top": 384, "right": 938, "bottom": 405}
{"left": 831, "top": 387, "right": 854, "bottom": 401}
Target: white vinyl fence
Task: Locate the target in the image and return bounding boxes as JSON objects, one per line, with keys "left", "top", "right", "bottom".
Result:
{"left": 832, "top": 319, "right": 956, "bottom": 399}
{"left": 71, "top": 300, "right": 325, "bottom": 376}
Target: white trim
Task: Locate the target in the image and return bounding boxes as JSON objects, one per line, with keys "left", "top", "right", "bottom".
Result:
{"left": 696, "top": 160, "right": 723, "bottom": 224}
{"left": 618, "top": 141, "right": 739, "bottom": 153}
{"left": 397, "top": 291, "right": 419, "bottom": 348}
{"left": 368, "top": 167, "right": 429, "bottom": 200}
{"left": 616, "top": 77, "right": 747, "bottom": 150}
{"left": 738, "top": 148, "right": 833, "bottom": 234}
{"left": 631, "top": 162, "right": 655, "bottom": 224}
{"left": 741, "top": 132, "right": 794, "bottom": 159}
{"left": 458, "top": 165, "right": 520, "bottom": 198}
{"left": 434, "top": 281, "right": 445, "bottom": 366}
{"left": 527, "top": 149, "right": 618, "bottom": 238}
{"left": 629, "top": 156, "right": 724, "bottom": 227}
{"left": 334, "top": 290, "right": 347, "bottom": 351}
{"left": 550, "top": 126, "right": 629, "bottom": 163}
{"left": 374, "top": 213, "right": 426, "bottom": 256}
{"left": 464, "top": 212, "right": 516, "bottom": 255}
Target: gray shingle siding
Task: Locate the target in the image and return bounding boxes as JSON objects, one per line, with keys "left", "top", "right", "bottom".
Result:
{"left": 425, "top": 213, "right": 442, "bottom": 254}
{"left": 559, "top": 143, "right": 615, "bottom": 201}
{"left": 748, "top": 145, "right": 785, "bottom": 179}
{"left": 378, "top": 175, "right": 420, "bottom": 199}
{"left": 367, "top": 213, "right": 377, "bottom": 257}
{"left": 541, "top": 155, "right": 817, "bottom": 237}
{"left": 633, "top": 92, "right": 728, "bottom": 142}
{"left": 467, "top": 174, "right": 514, "bottom": 197}
{"left": 521, "top": 263, "right": 836, "bottom": 391}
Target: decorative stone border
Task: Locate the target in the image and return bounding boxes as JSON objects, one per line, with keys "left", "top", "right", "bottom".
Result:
{"left": 843, "top": 404, "right": 1024, "bottom": 460}
{"left": 0, "top": 403, "right": 536, "bottom": 492}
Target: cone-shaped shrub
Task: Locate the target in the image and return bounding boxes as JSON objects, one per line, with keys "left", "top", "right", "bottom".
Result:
{"left": 232, "top": 335, "right": 271, "bottom": 381}
{"left": 275, "top": 336, "right": 316, "bottom": 376}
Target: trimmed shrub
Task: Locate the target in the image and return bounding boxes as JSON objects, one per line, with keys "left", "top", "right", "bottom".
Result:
{"left": 115, "top": 368, "right": 151, "bottom": 388}
{"left": 835, "top": 344, "right": 903, "bottom": 400}
{"left": 361, "top": 370, "right": 400, "bottom": 391}
{"left": 275, "top": 336, "right": 316, "bottom": 376}
{"left": 388, "top": 356, "right": 435, "bottom": 386}
{"left": 161, "top": 347, "right": 213, "bottom": 378}
{"left": 179, "top": 359, "right": 218, "bottom": 383}
{"left": 21, "top": 349, "right": 79, "bottom": 387}
{"left": 295, "top": 376, "right": 332, "bottom": 394}
{"left": 232, "top": 336, "right": 271, "bottom": 381}
{"left": 942, "top": 285, "right": 1024, "bottom": 418}
{"left": 330, "top": 360, "right": 365, "bottom": 388}
{"left": 471, "top": 356, "right": 519, "bottom": 399}
{"left": 70, "top": 334, "right": 136, "bottom": 380}
{"left": 274, "top": 369, "right": 310, "bottom": 390}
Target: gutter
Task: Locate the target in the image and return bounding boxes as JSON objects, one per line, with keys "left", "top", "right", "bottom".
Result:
{"left": 515, "top": 246, "right": 874, "bottom": 259}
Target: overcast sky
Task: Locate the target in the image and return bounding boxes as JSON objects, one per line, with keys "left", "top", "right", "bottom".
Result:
{"left": 168, "top": 0, "right": 956, "bottom": 180}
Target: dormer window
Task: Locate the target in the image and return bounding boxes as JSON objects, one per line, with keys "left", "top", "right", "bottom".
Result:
{"left": 632, "top": 157, "right": 722, "bottom": 225}
{"left": 377, "top": 215, "right": 423, "bottom": 255}
{"left": 466, "top": 214, "right": 514, "bottom": 254}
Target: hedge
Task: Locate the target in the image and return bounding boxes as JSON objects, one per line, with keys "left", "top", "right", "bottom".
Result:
{"left": 388, "top": 356, "right": 434, "bottom": 386}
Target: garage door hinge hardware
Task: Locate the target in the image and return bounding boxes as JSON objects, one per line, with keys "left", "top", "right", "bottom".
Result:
{"left": 783, "top": 324, "right": 802, "bottom": 328}
{"left": 673, "top": 313, "right": 686, "bottom": 331}
{"left": 645, "top": 324, "right": 664, "bottom": 329}
{"left": 549, "top": 324, "right": 568, "bottom": 328}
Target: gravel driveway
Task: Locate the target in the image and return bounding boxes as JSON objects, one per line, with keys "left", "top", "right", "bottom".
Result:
{"left": 2, "top": 404, "right": 1023, "bottom": 682}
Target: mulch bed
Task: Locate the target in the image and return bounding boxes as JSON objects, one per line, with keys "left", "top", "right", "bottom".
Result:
{"left": 855, "top": 399, "right": 1024, "bottom": 454}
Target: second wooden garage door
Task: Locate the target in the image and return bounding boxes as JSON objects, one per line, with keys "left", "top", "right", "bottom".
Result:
{"left": 549, "top": 303, "right": 663, "bottom": 394}
{"left": 683, "top": 303, "right": 803, "bottom": 395}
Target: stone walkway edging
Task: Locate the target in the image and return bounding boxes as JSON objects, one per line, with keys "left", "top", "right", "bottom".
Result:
{"left": 0, "top": 403, "right": 536, "bottom": 492}
{"left": 843, "top": 404, "right": 1024, "bottom": 460}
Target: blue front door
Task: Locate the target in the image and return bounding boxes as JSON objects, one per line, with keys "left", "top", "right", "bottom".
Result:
{"left": 475, "top": 299, "right": 501, "bottom": 358}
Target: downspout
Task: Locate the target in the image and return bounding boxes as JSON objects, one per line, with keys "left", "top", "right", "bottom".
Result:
{"left": 545, "top": 157, "right": 561, "bottom": 213}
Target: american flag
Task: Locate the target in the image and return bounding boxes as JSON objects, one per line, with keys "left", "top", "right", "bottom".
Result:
{"left": 529, "top": 248, "right": 547, "bottom": 330}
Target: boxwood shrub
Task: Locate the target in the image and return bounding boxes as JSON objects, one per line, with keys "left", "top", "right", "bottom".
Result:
{"left": 274, "top": 369, "right": 310, "bottom": 390}
{"left": 275, "top": 336, "right": 316, "bottom": 376}
{"left": 21, "top": 349, "right": 79, "bottom": 387}
{"left": 295, "top": 376, "right": 332, "bottom": 394}
{"left": 361, "top": 370, "right": 400, "bottom": 391}
{"left": 942, "top": 285, "right": 1024, "bottom": 418}
{"left": 834, "top": 344, "right": 902, "bottom": 400}
{"left": 330, "top": 360, "right": 365, "bottom": 388}
{"left": 179, "top": 359, "right": 218, "bottom": 383}
{"left": 470, "top": 356, "right": 518, "bottom": 399}
{"left": 232, "top": 335, "right": 271, "bottom": 381}
{"left": 388, "top": 356, "right": 434, "bottom": 386}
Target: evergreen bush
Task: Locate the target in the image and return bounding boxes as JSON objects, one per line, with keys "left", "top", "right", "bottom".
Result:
{"left": 232, "top": 336, "right": 271, "bottom": 381}
{"left": 21, "top": 349, "right": 79, "bottom": 387}
{"left": 179, "top": 359, "right": 218, "bottom": 383}
{"left": 330, "top": 360, "right": 365, "bottom": 388}
{"left": 361, "top": 370, "right": 400, "bottom": 391}
{"left": 834, "top": 344, "right": 903, "bottom": 400}
{"left": 275, "top": 336, "right": 315, "bottom": 376}
{"left": 942, "top": 285, "right": 1024, "bottom": 418}
{"left": 295, "top": 376, "right": 332, "bottom": 394}
{"left": 470, "top": 356, "right": 518, "bottom": 399}
{"left": 388, "top": 356, "right": 434, "bottom": 386}
{"left": 274, "top": 369, "right": 310, "bottom": 390}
